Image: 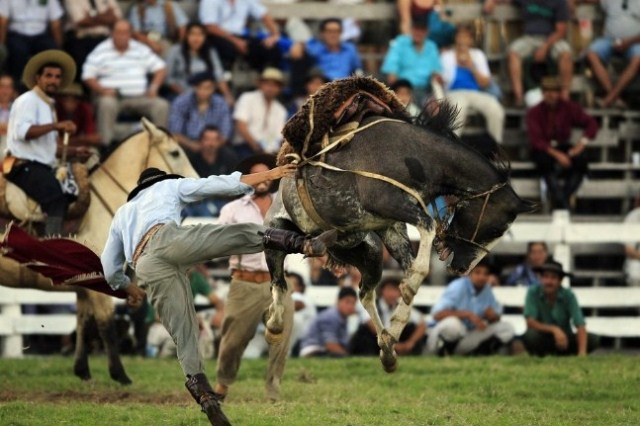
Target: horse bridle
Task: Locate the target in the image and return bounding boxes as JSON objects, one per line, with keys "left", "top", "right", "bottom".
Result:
{"left": 437, "top": 182, "right": 508, "bottom": 254}
{"left": 90, "top": 134, "right": 177, "bottom": 217}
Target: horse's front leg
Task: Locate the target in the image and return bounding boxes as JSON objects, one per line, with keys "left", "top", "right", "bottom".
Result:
{"left": 73, "top": 294, "right": 91, "bottom": 381}
{"left": 389, "top": 225, "right": 435, "bottom": 342}
{"left": 91, "top": 292, "right": 132, "bottom": 385}
{"left": 264, "top": 247, "right": 288, "bottom": 345}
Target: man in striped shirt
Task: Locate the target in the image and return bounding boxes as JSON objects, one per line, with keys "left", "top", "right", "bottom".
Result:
{"left": 82, "top": 19, "right": 169, "bottom": 146}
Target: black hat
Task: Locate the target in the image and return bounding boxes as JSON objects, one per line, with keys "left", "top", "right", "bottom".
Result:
{"left": 533, "top": 259, "right": 573, "bottom": 278}
{"left": 188, "top": 71, "right": 216, "bottom": 86}
{"left": 127, "top": 167, "right": 184, "bottom": 201}
{"left": 235, "top": 154, "right": 277, "bottom": 175}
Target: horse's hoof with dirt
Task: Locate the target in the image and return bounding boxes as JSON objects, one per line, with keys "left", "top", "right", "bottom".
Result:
{"left": 265, "top": 328, "right": 284, "bottom": 345}
{"left": 378, "top": 330, "right": 398, "bottom": 373}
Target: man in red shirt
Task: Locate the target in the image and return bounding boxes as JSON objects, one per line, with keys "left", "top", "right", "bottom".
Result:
{"left": 527, "top": 76, "right": 598, "bottom": 210}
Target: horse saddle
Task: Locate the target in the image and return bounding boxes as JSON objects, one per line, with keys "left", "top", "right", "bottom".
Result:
{"left": 0, "top": 162, "right": 91, "bottom": 222}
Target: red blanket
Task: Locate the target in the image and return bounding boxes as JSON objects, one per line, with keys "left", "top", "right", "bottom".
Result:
{"left": 1, "top": 222, "right": 127, "bottom": 299}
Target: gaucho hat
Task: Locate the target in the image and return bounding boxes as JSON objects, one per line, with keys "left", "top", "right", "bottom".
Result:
{"left": 127, "top": 168, "right": 184, "bottom": 201}
{"left": 22, "top": 49, "right": 76, "bottom": 90}
{"left": 533, "top": 259, "right": 573, "bottom": 278}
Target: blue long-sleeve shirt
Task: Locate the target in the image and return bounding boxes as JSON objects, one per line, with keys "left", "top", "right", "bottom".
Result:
{"left": 305, "top": 39, "right": 362, "bottom": 81}
{"left": 101, "top": 173, "right": 252, "bottom": 290}
{"left": 381, "top": 35, "right": 442, "bottom": 91}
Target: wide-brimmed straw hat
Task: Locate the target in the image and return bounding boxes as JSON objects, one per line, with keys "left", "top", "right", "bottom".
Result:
{"left": 127, "top": 168, "right": 184, "bottom": 201}
{"left": 259, "top": 67, "right": 285, "bottom": 85}
{"left": 58, "top": 82, "right": 84, "bottom": 98}
{"left": 540, "top": 76, "right": 562, "bottom": 91}
{"left": 22, "top": 49, "right": 76, "bottom": 90}
{"left": 533, "top": 259, "right": 573, "bottom": 278}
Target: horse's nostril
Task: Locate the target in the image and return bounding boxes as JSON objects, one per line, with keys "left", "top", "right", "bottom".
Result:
{"left": 170, "top": 150, "right": 180, "bottom": 158}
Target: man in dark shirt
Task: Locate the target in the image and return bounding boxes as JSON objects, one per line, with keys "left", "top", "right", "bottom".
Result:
{"left": 182, "top": 125, "right": 239, "bottom": 217}
{"left": 527, "top": 76, "right": 598, "bottom": 210}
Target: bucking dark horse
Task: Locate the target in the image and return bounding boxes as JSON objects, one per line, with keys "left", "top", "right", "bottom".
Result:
{"left": 264, "top": 77, "right": 534, "bottom": 372}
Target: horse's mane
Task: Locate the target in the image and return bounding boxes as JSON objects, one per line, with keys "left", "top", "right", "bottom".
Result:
{"left": 100, "top": 125, "right": 174, "bottom": 162}
{"left": 414, "top": 99, "right": 511, "bottom": 182}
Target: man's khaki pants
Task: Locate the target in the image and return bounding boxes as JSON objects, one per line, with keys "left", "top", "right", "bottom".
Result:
{"left": 216, "top": 277, "right": 294, "bottom": 401}
{"left": 135, "top": 222, "right": 265, "bottom": 377}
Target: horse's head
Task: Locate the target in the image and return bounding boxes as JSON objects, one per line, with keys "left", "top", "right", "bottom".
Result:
{"left": 140, "top": 117, "right": 198, "bottom": 179}
{"left": 437, "top": 183, "right": 535, "bottom": 275}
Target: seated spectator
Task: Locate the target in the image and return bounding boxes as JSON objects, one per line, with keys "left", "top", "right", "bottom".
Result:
{"left": 527, "top": 76, "right": 598, "bottom": 211}
{"left": 390, "top": 79, "right": 421, "bottom": 118}
{"left": 441, "top": 25, "right": 504, "bottom": 144}
{"left": 286, "top": 271, "right": 317, "bottom": 356}
{"left": 169, "top": 72, "right": 232, "bottom": 158}
{"left": 350, "top": 277, "right": 426, "bottom": 356}
{"left": 0, "top": 0, "right": 63, "bottom": 84}
{"left": 484, "top": 0, "right": 573, "bottom": 106}
{"left": 300, "top": 286, "right": 358, "bottom": 357}
{"left": 82, "top": 20, "right": 169, "bottom": 147}
{"left": 288, "top": 69, "right": 328, "bottom": 116}
{"left": 504, "top": 242, "right": 549, "bottom": 287}
{"left": 232, "top": 68, "right": 287, "bottom": 159}
{"left": 289, "top": 18, "right": 363, "bottom": 83}
{"left": 425, "top": 261, "right": 516, "bottom": 356}
{"left": 164, "top": 22, "right": 233, "bottom": 105}
{"left": 523, "top": 259, "right": 599, "bottom": 356}
{"left": 397, "top": 0, "right": 456, "bottom": 49}
{"left": 55, "top": 83, "right": 100, "bottom": 148}
{"left": 63, "top": 0, "right": 122, "bottom": 76}
{"left": 0, "top": 74, "right": 15, "bottom": 157}
{"left": 128, "top": 0, "right": 188, "bottom": 56}
{"left": 198, "top": 0, "right": 282, "bottom": 72}
{"left": 381, "top": 17, "right": 443, "bottom": 104}
{"left": 623, "top": 194, "right": 640, "bottom": 287}
{"left": 586, "top": 0, "right": 640, "bottom": 108}
{"left": 181, "top": 125, "right": 239, "bottom": 217}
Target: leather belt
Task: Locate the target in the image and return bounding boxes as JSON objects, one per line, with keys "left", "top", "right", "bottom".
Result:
{"left": 232, "top": 270, "right": 271, "bottom": 283}
{"left": 132, "top": 223, "right": 165, "bottom": 266}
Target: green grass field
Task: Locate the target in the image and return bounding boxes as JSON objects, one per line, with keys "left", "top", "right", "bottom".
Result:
{"left": 1, "top": 355, "right": 639, "bottom": 425}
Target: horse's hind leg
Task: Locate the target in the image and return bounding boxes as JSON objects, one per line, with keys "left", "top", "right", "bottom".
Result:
{"left": 389, "top": 225, "right": 435, "bottom": 342}
{"left": 73, "top": 293, "right": 91, "bottom": 381}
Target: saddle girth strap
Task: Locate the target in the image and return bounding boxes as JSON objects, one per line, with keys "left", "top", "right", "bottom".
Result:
{"left": 295, "top": 176, "right": 335, "bottom": 231}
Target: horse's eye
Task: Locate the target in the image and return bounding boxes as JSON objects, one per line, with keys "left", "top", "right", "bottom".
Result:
{"left": 170, "top": 150, "right": 180, "bottom": 158}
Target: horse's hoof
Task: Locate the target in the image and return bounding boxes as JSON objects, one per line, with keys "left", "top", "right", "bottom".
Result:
{"left": 379, "top": 349, "right": 398, "bottom": 373}
{"left": 399, "top": 283, "right": 416, "bottom": 305}
{"left": 111, "top": 372, "right": 132, "bottom": 385}
{"left": 265, "top": 328, "right": 284, "bottom": 346}
{"left": 74, "top": 367, "right": 91, "bottom": 381}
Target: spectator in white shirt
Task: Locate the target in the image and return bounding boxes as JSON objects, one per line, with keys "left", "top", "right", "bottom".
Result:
{"left": 0, "top": 0, "right": 64, "bottom": 84}
{"left": 82, "top": 19, "right": 169, "bottom": 146}
{"left": 233, "top": 68, "right": 287, "bottom": 159}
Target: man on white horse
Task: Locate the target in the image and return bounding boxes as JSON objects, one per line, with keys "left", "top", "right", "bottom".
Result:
{"left": 101, "top": 166, "right": 336, "bottom": 426}
{"left": 4, "top": 50, "right": 85, "bottom": 235}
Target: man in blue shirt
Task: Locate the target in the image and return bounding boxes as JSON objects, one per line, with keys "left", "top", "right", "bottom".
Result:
{"left": 300, "top": 286, "right": 358, "bottom": 357}
{"left": 168, "top": 72, "right": 232, "bottom": 162}
{"left": 290, "top": 18, "right": 363, "bottom": 83}
{"left": 101, "top": 166, "right": 335, "bottom": 426}
{"left": 381, "top": 17, "right": 443, "bottom": 103}
{"left": 426, "top": 261, "right": 515, "bottom": 355}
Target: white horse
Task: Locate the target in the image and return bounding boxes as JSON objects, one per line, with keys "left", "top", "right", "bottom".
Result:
{"left": 0, "top": 119, "right": 198, "bottom": 383}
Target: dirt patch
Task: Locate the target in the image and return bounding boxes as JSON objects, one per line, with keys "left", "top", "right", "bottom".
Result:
{"left": 0, "top": 390, "right": 191, "bottom": 405}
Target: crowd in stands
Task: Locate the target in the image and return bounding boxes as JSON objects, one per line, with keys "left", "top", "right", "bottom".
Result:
{"left": 1, "top": 0, "right": 638, "bottom": 359}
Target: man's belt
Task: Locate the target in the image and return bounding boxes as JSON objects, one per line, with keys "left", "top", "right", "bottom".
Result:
{"left": 232, "top": 269, "right": 271, "bottom": 283}
{"left": 132, "top": 223, "right": 165, "bottom": 266}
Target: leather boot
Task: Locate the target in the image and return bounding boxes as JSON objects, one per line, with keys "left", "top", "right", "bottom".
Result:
{"left": 44, "top": 216, "right": 64, "bottom": 236}
{"left": 185, "top": 373, "right": 231, "bottom": 426}
{"left": 262, "top": 229, "right": 337, "bottom": 257}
